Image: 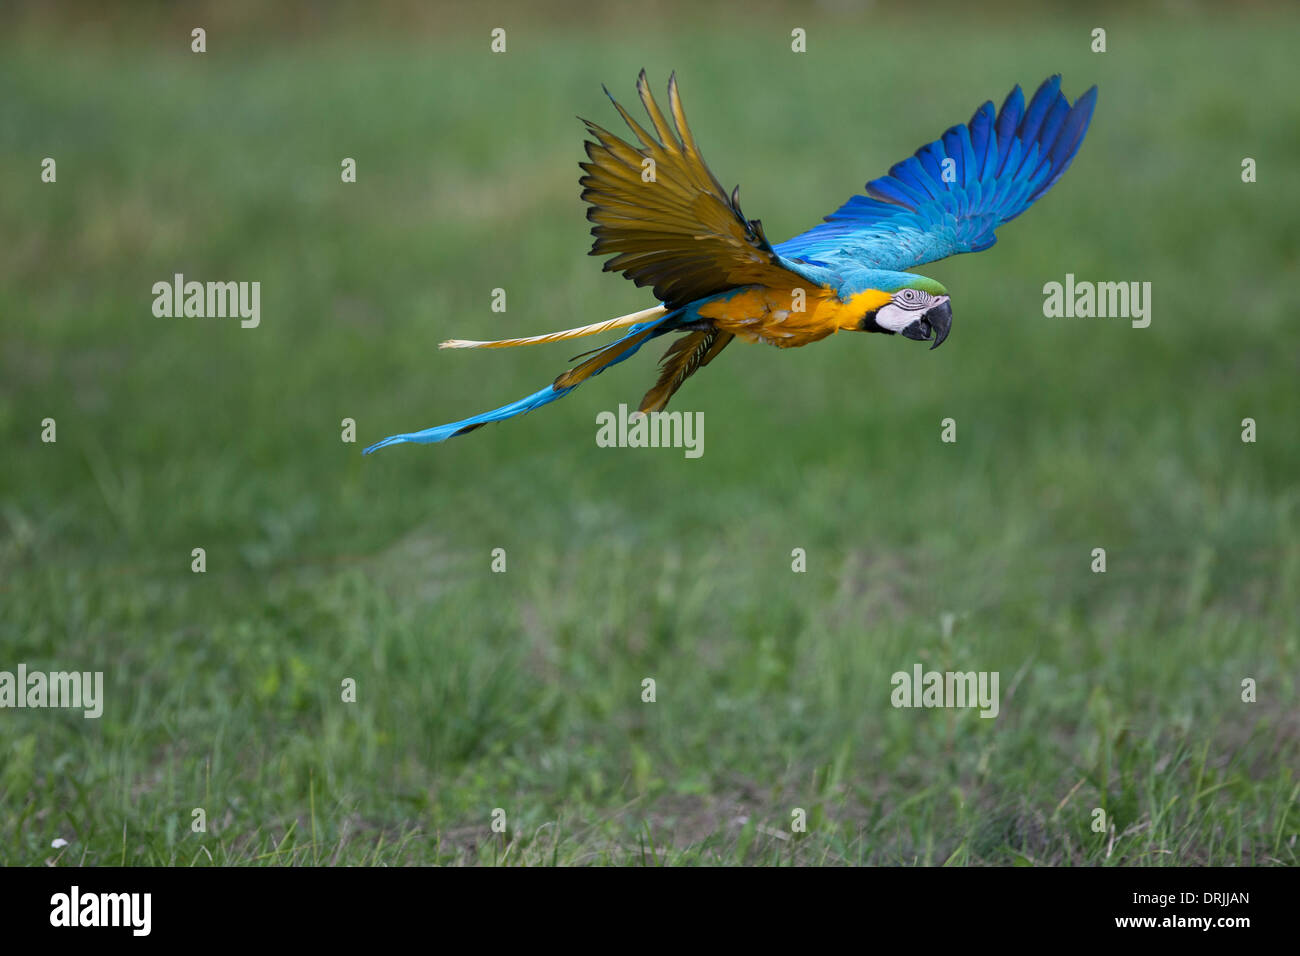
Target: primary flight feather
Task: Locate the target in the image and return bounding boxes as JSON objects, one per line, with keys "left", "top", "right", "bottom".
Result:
{"left": 365, "top": 72, "right": 1097, "bottom": 453}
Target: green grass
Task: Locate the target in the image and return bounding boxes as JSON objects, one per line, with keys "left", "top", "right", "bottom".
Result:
{"left": 1, "top": 2, "right": 1297, "bottom": 865}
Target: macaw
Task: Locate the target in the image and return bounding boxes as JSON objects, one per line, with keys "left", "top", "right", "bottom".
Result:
{"left": 365, "top": 72, "right": 1096, "bottom": 454}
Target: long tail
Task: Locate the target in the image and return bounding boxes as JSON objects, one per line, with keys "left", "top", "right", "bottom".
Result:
{"left": 438, "top": 305, "right": 667, "bottom": 350}
{"left": 363, "top": 313, "right": 676, "bottom": 453}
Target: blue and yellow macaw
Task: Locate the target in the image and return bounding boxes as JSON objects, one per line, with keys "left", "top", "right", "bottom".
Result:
{"left": 365, "top": 72, "right": 1096, "bottom": 453}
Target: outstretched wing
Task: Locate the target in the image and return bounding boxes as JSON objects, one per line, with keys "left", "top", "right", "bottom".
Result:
{"left": 581, "top": 71, "right": 830, "bottom": 310}
{"left": 775, "top": 76, "right": 1097, "bottom": 274}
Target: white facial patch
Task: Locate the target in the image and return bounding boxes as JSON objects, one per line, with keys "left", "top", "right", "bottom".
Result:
{"left": 874, "top": 291, "right": 948, "bottom": 333}
{"left": 873, "top": 302, "right": 915, "bottom": 333}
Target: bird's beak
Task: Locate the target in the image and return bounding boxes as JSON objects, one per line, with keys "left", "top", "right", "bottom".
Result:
{"left": 900, "top": 297, "right": 952, "bottom": 350}
{"left": 925, "top": 297, "right": 952, "bottom": 350}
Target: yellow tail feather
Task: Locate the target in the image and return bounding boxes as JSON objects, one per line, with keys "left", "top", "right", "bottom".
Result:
{"left": 439, "top": 305, "right": 668, "bottom": 350}
{"left": 553, "top": 324, "right": 660, "bottom": 390}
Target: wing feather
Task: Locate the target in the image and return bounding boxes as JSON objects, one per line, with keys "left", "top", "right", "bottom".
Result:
{"left": 581, "top": 71, "right": 825, "bottom": 309}
{"left": 774, "top": 77, "right": 1097, "bottom": 273}
{"left": 639, "top": 329, "right": 734, "bottom": 413}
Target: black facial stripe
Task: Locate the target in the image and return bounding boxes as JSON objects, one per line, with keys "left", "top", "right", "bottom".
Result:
{"left": 859, "top": 309, "right": 893, "bottom": 333}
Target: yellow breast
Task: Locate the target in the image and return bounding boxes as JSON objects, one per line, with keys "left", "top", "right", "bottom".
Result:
{"left": 697, "top": 286, "right": 893, "bottom": 348}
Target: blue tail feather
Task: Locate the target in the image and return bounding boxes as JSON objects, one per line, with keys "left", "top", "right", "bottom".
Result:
{"left": 363, "top": 315, "right": 674, "bottom": 453}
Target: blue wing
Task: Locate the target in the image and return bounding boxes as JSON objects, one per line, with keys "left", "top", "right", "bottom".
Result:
{"left": 774, "top": 77, "right": 1097, "bottom": 273}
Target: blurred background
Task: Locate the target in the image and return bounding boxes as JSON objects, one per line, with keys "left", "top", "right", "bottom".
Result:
{"left": 1, "top": 0, "right": 1296, "bottom": 864}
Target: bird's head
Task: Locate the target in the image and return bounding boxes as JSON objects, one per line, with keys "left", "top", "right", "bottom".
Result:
{"left": 850, "top": 272, "right": 952, "bottom": 350}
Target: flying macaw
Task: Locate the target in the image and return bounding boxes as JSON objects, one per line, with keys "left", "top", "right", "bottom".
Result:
{"left": 365, "top": 72, "right": 1096, "bottom": 454}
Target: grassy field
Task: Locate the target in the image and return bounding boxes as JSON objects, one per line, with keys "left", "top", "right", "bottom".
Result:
{"left": 1, "top": 2, "right": 1297, "bottom": 865}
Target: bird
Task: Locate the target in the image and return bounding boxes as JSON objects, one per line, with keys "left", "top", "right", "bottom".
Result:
{"left": 364, "top": 72, "right": 1096, "bottom": 454}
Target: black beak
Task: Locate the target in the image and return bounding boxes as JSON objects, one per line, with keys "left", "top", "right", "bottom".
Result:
{"left": 900, "top": 298, "right": 953, "bottom": 350}
{"left": 925, "top": 298, "right": 952, "bottom": 350}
